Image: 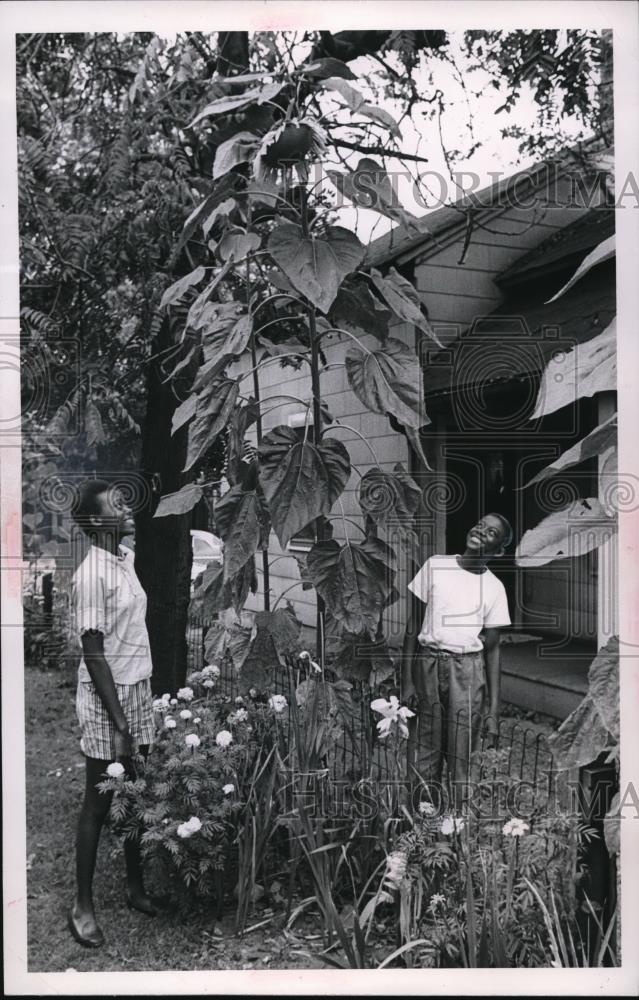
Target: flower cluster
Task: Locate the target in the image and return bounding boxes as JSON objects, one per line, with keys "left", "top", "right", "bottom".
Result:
{"left": 177, "top": 815, "right": 202, "bottom": 839}
{"left": 268, "top": 694, "right": 288, "bottom": 714}
{"left": 503, "top": 817, "right": 530, "bottom": 837}
{"left": 439, "top": 815, "right": 465, "bottom": 836}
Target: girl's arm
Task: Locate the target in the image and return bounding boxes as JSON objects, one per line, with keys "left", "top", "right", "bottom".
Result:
{"left": 81, "top": 629, "right": 133, "bottom": 759}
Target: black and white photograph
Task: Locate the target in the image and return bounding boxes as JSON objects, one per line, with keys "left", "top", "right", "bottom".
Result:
{"left": 2, "top": 1, "right": 638, "bottom": 994}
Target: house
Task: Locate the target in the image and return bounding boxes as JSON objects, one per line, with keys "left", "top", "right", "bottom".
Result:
{"left": 230, "top": 144, "right": 615, "bottom": 720}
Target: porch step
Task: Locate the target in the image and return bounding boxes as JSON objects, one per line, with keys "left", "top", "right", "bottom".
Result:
{"left": 501, "top": 640, "right": 592, "bottom": 721}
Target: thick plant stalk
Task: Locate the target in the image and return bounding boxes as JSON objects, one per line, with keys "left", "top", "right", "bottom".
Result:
{"left": 246, "top": 245, "right": 270, "bottom": 612}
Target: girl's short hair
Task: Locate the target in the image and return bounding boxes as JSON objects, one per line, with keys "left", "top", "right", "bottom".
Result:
{"left": 71, "top": 478, "right": 111, "bottom": 530}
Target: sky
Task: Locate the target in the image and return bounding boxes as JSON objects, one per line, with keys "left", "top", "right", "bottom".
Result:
{"left": 313, "top": 32, "right": 596, "bottom": 244}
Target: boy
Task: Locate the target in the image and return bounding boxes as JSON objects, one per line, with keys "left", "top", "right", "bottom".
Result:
{"left": 69, "top": 479, "right": 159, "bottom": 948}
{"left": 402, "top": 513, "right": 512, "bottom": 800}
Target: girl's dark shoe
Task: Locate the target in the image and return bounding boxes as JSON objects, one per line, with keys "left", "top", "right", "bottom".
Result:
{"left": 67, "top": 907, "right": 105, "bottom": 948}
{"left": 126, "top": 891, "right": 170, "bottom": 917}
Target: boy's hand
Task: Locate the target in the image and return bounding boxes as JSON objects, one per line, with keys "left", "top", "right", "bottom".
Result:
{"left": 114, "top": 728, "right": 133, "bottom": 761}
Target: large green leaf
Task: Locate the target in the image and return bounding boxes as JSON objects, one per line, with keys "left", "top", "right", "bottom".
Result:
{"left": 203, "top": 616, "right": 253, "bottom": 670}
{"left": 546, "top": 235, "right": 615, "bottom": 303}
{"left": 370, "top": 266, "right": 441, "bottom": 344}
{"left": 258, "top": 425, "right": 350, "bottom": 547}
{"left": 196, "top": 557, "right": 255, "bottom": 618}
{"left": 515, "top": 498, "right": 617, "bottom": 567}
{"left": 226, "top": 397, "right": 259, "bottom": 486}
{"left": 320, "top": 82, "right": 400, "bottom": 137}
{"left": 171, "top": 394, "right": 197, "bottom": 435}
{"left": 159, "top": 266, "right": 206, "bottom": 311}
{"left": 185, "top": 261, "right": 236, "bottom": 333}
{"left": 188, "top": 82, "right": 283, "bottom": 128}
{"left": 212, "top": 132, "right": 259, "bottom": 180}
{"left": 328, "top": 160, "right": 420, "bottom": 234}
{"left": 334, "top": 632, "right": 396, "bottom": 685}
{"left": 201, "top": 310, "right": 252, "bottom": 363}
{"left": 328, "top": 277, "right": 391, "bottom": 342}
{"left": 306, "top": 536, "right": 396, "bottom": 636}
{"left": 532, "top": 320, "right": 616, "bottom": 419}
{"left": 298, "top": 57, "right": 357, "bottom": 80}
{"left": 183, "top": 377, "right": 239, "bottom": 472}
{"left": 267, "top": 222, "right": 365, "bottom": 313}
{"left": 154, "top": 483, "right": 203, "bottom": 518}
{"left": 218, "top": 230, "right": 261, "bottom": 262}
{"left": 588, "top": 636, "right": 619, "bottom": 743}
{"left": 523, "top": 414, "right": 617, "bottom": 487}
{"left": 358, "top": 463, "right": 421, "bottom": 551}
{"left": 254, "top": 607, "right": 302, "bottom": 663}
{"left": 345, "top": 337, "right": 427, "bottom": 429}
{"left": 214, "top": 484, "right": 269, "bottom": 580}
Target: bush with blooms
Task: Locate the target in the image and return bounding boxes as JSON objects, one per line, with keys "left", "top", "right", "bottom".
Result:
{"left": 100, "top": 667, "right": 289, "bottom": 912}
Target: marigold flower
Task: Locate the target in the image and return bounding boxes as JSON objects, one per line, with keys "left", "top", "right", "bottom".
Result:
{"left": 235, "top": 696, "right": 244, "bottom": 705}
{"left": 439, "top": 815, "right": 464, "bottom": 836}
{"left": 229, "top": 708, "right": 248, "bottom": 724}
{"left": 223, "top": 783, "right": 235, "bottom": 795}
{"left": 216, "top": 730, "right": 233, "bottom": 748}
{"left": 106, "top": 762, "right": 125, "bottom": 778}
{"left": 164, "top": 717, "right": 177, "bottom": 729}
{"left": 180, "top": 709, "right": 192, "bottom": 720}
{"left": 177, "top": 815, "right": 202, "bottom": 839}
{"left": 248, "top": 688, "right": 257, "bottom": 698}
{"left": 177, "top": 686, "right": 194, "bottom": 702}
{"left": 503, "top": 817, "right": 530, "bottom": 837}
{"left": 419, "top": 801, "right": 437, "bottom": 817}
{"left": 185, "top": 733, "right": 201, "bottom": 748}
{"left": 193, "top": 717, "right": 201, "bottom": 725}
{"left": 203, "top": 679, "right": 215, "bottom": 689}
{"left": 202, "top": 664, "right": 220, "bottom": 679}
{"left": 268, "top": 694, "right": 288, "bottom": 714}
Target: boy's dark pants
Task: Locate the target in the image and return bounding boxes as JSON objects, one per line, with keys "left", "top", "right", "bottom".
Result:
{"left": 407, "top": 645, "right": 487, "bottom": 802}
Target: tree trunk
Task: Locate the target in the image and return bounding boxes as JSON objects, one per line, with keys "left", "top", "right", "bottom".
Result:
{"left": 135, "top": 317, "right": 193, "bottom": 696}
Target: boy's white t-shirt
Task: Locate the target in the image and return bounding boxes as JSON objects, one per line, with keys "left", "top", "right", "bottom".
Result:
{"left": 408, "top": 554, "right": 511, "bottom": 653}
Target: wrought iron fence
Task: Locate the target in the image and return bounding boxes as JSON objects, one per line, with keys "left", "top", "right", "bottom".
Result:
{"left": 186, "top": 614, "right": 558, "bottom": 812}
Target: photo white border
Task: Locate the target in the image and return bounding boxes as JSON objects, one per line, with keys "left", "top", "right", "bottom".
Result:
{"left": 2, "top": 1, "right": 638, "bottom": 995}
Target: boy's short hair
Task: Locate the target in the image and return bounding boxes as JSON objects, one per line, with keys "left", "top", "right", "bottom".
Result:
{"left": 71, "top": 478, "right": 111, "bottom": 530}
{"left": 486, "top": 512, "right": 514, "bottom": 550}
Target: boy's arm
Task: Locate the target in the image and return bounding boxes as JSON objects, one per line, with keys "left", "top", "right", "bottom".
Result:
{"left": 483, "top": 627, "right": 501, "bottom": 738}
{"left": 81, "top": 630, "right": 133, "bottom": 760}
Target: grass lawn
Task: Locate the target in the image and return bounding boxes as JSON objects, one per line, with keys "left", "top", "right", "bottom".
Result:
{"left": 25, "top": 665, "right": 326, "bottom": 972}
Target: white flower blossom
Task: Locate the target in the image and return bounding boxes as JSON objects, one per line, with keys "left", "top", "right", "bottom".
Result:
{"left": 193, "top": 717, "right": 201, "bottom": 725}
{"left": 177, "top": 686, "right": 194, "bottom": 702}
{"left": 164, "top": 717, "right": 177, "bottom": 729}
{"left": 177, "top": 815, "right": 202, "bottom": 839}
{"left": 185, "top": 733, "right": 201, "bottom": 748}
{"left": 419, "top": 801, "right": 437, "bottom": 817}
{"left": 223, "top": 783, "right": 235, "bottom": 795}
{"left": 170, "top": 698, "right": 178, "bottom": 706}
{"left": 229, "top": 708, "right": 248, "bottom": 725}
{"left": 311, "top": 660, "right": 322, "bottom": 674}
{"left": 161, "top": 693, "right": 171, "bottom": 704}
{"left": 235, "top": 696, "right": 244, "bottom": 705}
{"left": 216, "top": 730, "right": 233, "bottom": 748}
{"left": 203, "top": 679, "right": 215, "bottom": 689}
{"left": 503, "top": 818, "right": 530, "bottom": 838}
{"left": 429, "top": 893, "right": 446, "bottom": 910}
{"left": 370, "top": 696, "right": 415, "bottom": 739}
{"left": 268, "top": 694, "right": 288, "bottom": 714}
{"left": 439, "top": 815, "right": 465, "bottom": 836}
{"left": 202, "top": 664, "right": 220, "bottom": 679}
{"left": 106, "top": 762, "right": 125, "bottom": 778}
{"left": 179, "top": 709, "right": 192, "bottom": 720}
{"left": 248, "top": 688, "right": 257, "bottom": 698}
{"left": 153, "top": 698, "right": 169, "bottom": 712}
{"left": 384, "top": 851, "right": 408, "bottom": 889}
